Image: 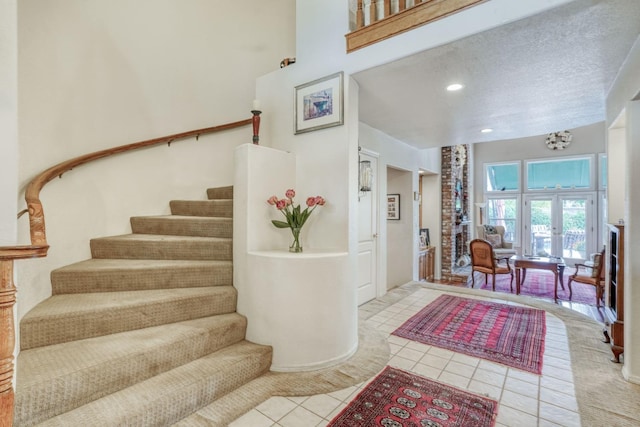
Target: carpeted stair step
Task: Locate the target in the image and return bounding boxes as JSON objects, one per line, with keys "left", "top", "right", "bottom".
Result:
{"left": 90, "top": 233, "right": 232, "bottom": 261}
{"left": 20, "top": 286, "right": 237, "bottom": 349}
{"left": 130, "top": 215, "right": 233, "bottom": 238}
{"left": 207, "top": 186, "right": 233, "bottom": 200}
{"left": 170, "top": 200, "right": 233, "bottom": 218}
{"left": 15, "top": 314, "right": 248, "bottom": 426}
{"left": 51, "top": 259, "right": 232, "bottom": 294}
{"left": 36, "top": 340, "right": 272, "bottom": 427}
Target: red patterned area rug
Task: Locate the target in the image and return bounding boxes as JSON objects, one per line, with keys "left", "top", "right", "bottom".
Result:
{"left": 470, "top": 270, "right": 597, "bottom": 306}
{"left": 393, "top": 295, "right": 546, "bottom": 374}
{"left": 328, "top": 366, "right": 498, "bottom": 427}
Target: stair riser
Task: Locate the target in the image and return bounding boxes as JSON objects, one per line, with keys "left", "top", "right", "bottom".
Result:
{"left": 90, "top": 239, "right": 232, "bottom": 261}
{"left": 15, "top": 316, "right": 248, "bottom": 426}
{"left": 38, "top": 344, "right": 272, "bottom": 427}
{"left": 170, "top": 200, "right": 233, "bottom": 217}
{"left": 51, "top": 264, "right": 232, "bottom": 294}
{"left": 207, "top": 186, "right": 233, "bottom": 200}
{"left": 21, "top": 288, "right": 238, "bottom": 349}
{"left": 130, "top": 217, "right": 233, "bottom": 238}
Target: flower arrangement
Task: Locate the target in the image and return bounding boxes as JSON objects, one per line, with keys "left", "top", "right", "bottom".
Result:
{"left": 267, "top": 189, "right": 326, "bottom": 252}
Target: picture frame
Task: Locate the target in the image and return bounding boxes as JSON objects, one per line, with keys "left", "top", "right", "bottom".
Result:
{"left": 294, "top": 72, "right": 344, "bottom": 134}
{"left": 419, "top": 228, "right": 430, "bottom": 247}
{"left": 387, "top": 194, "right": 400, "bottom": 220}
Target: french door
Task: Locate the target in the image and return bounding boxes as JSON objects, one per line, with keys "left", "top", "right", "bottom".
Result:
{"left": 523, "top": 192, "right": 596, "bottom": 264}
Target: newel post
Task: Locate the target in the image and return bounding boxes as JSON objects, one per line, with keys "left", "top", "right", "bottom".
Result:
{"left": 0, "top": 260, "right": 16, "bottom": 427}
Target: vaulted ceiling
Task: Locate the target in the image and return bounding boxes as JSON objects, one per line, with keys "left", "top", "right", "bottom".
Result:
{"left": 353, "top": 0, "right": 640, "bottom": 149}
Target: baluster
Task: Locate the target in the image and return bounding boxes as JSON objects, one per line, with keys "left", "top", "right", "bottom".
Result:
{"left": 356, "top": 0, "right": 364, "bottom": 29}
{"left": 383, "top": 0, "right": 391, "bottom": 18}
{"left": 0, "top": 260, "right": 16, "bottom": 427}
{"left": 369, "top": 0, "right": 376, "bottom": 24}
{"left": 399, "top": 0, "right": 406, "bottom": 12}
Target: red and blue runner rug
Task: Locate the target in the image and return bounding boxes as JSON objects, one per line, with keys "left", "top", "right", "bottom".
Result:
{"left": 393, "top": 295, "right": 546, "bottom": 374}
{"left": 328, "top": 366, "right": 498, "bottom": 426}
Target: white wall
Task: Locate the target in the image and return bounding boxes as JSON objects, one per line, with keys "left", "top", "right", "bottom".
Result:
{"left": 608, "top": 127, "right": 626, "bottom": 223}
{"left": 386, "top": 167, "right": 413, "bottom": 289}
{"left": 0, "top": 0, "right": 18, "bottom": 246}
{"left": 15, "top": 0, "right": 295, "bottom": 320}
{"left": 421, "top": 173, "right": 441, "bottom": 279}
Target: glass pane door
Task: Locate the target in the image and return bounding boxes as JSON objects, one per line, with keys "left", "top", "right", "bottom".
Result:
{"left": 524, "top": 193, "right": 595, "bottom": 264}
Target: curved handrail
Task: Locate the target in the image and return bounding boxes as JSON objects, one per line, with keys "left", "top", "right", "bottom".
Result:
{"left": 11, "top": 117, "right": 252, "bottom": 252}
{"left": 0, "top": 117, "right": 253, "bottom": 426}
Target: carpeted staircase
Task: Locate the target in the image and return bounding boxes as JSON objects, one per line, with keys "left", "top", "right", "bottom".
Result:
{"left": 14, "top": 186, "right": 272, "bottom": 426}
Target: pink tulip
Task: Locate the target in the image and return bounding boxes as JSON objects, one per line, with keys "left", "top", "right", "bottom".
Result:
{"left": 267, "top": 196, "right": 278, "bottom": 205}
{"left": 275, "top": 199, "right": 287, "bottom": 210}
{"left": 306, "top": 197, "right": 317, "bottom": 207}
{"left": 285, "top": 189, "right": 296, "bottom": 199}
{"left": 284, "top": 199, "right": 292, "bottom": 206}
{"left": 314, "top": 196, "right": 326, "bottom": 206}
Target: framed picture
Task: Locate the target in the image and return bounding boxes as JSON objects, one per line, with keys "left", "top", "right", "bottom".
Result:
{"left": 419, "top": 228, "right": 430, "bottom": 247}
{"left": 294, "top": 71, "right": 344, "bottom": 134}
{"left": 387, "top": 194, "right": 400, "bottom": 220}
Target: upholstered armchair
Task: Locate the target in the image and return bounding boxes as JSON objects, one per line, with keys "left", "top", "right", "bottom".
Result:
{"left": 476, "top": 225, "right": 517, "bottom": 257}
{"left": 568, "top": 249, "right": 605, "bottom": 306}
{"left": 469, "top": 239, "right": 514, "bottom": 291}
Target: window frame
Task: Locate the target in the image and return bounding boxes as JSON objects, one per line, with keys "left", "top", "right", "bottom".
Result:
{"left": 483, "top": 161, "right": 521, "bottom": 194}
{"left": 524, "top": 155, "right": 595, "bottom": 192}
{"left": 484, "top": 195, "right": 521, "bottom": 246}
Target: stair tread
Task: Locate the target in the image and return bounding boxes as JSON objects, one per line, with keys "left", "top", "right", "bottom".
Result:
{"left": 92, "top": 233, "right": 231, "bottom": 243}
{"left": 132, "top": 214, "right": 232, "bottom": 221}
{"left": 17, "top": 314, "right": 245, "bottom": 387}
{"left": 23, "top": 286, "right": 235, "bottom": 318}
{"left": 38, "top": 341, "right": 271, "bottom": 426}
{"left": 54, "top": 258, "right": 231, "bottom": 272}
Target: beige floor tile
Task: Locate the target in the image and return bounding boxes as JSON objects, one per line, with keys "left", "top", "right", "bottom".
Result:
{"left": 412, "top": 362, "right": 442, "bottom": 379}
{"left": 388, "top": 354, "right": 417, "bottom": 370}
{"left": 444, "top": 360, "right": 477, "bottom": 378}
{"left": 396, "top": 346, "right": 426, "bottom": 362}
{"left": 229, "top": 409, "right": 276, "bottom": 427}
{"left": 451, "top": 352, "right": 480, "bottom": 367}
{"left": 256, "top": 396, "right": 298, "bottom": 422}
{"left": 496, "top": 405, "right": 538, "bottom": 427}
{"left": 507, "top": 368, "right": 541, "bottom": 385}
{"left": 504, "top": 376, "right": 539, "bottom": 399}
{"left": 419, "top": 353, "right": 450, "bottom": 370}
{"left": 473, "top": 367, "right": 506, "bottom": 388}
{"left": 437, "top": 370, "right": 470, "bottom": 389}
{"left": 468, "top": 379, "right": 502, "bottom": 400}
{"left": 500, "top": 389, "right": 539, "bottom": 416}
{"left": 540, "top": 376, "right": 576, "bottom": 396}
{"left": 539, "top": 402, "right": 581, "bottom": 427}
{"left": 301, "top": 394, "right": 342, "bottom": 418}
{"left": 540, "top": 387, "right": 579, "bottom": 412}
{"left": 278, "top": 406, "right": 324, "bottom": 427}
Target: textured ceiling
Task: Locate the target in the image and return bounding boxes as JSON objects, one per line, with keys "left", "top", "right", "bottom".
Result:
{"left": 353, "top": 0, "right": 640, "bottom": 149}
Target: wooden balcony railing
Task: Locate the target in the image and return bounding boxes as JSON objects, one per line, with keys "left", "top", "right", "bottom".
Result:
{"left": 0, "top": 115, "right": 259, "bottom": 426}
{"left": 347, "top": 0, "right": 488, "bottom": 53}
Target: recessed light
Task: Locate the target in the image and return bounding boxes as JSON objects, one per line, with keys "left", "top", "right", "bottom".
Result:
{"left": 446, "top": 83, "right": 464, "bottom": 91}
{"left": 481, "top": 128, "right": 493, "bottom": 133}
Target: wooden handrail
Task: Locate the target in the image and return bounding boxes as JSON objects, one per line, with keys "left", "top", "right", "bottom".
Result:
{"left": 347, "top": 0, "right": 488, "bottom": 53}
{"left": 0, "top": 116, "right": 254, "bottom": 426}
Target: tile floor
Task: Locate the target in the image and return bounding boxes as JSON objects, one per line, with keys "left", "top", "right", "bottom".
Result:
{"left": 229, "top": 288, "right": 581, "bottom": 427}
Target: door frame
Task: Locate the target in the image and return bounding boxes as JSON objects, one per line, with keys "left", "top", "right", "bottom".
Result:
{"left": 357, "top": 148, "right": 381, "bottom": 304}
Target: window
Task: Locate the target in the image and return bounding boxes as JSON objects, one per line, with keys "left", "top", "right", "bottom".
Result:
{"left": 525, "top": 156, "right": 593, "bottom": 191}
{"left": 486, "top": 196, "right": 520, "bottom": 243}
{"left": 485, "top": 162, "right": 520, "bottom": 192}
{"left": 599, "top": 153, "right": 607, "bottom": 190}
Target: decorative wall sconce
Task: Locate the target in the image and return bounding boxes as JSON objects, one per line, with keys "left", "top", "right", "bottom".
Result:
{"left": 358, "top": 146, "right": 372, "bottom": 199}
{"left": 475, "top": 202, "right": 487, "bottom": 225}
{"left": 359, "top": 159, "right": 372, "bottom": 192}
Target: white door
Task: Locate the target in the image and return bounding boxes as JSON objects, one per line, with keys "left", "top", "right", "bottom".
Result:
{"left": 523, "top": 192, "right": 596, "bottom": 264}
{"left": 358, "top": 152, "right": 378, "bottom": 305}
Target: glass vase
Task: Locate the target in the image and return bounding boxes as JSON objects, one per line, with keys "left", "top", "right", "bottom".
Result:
{"left": 289, "top": 227, "right": 303, "bottom": 253}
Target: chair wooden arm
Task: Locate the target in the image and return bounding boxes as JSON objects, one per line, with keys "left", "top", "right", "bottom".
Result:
{"left": 571, "top": 263, "right": 593, "bottom": 276}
